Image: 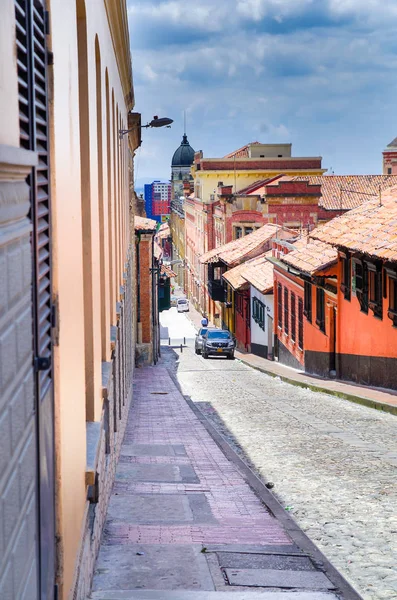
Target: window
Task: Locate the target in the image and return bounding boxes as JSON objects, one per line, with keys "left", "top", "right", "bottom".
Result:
{"left": 284, "top": 288, "right": 289, "bottom": 335}
{"left": 316, "top": 287, "right": 325, "bottom": 332}
{"left": 234, "top": 226, "right": 243, "bottom": 239}
{"left": 353, "top": 259, "right": 368, "bottom": 313}
{"left": 388, "top": 272, "right": 397, "bottom": 327}
{"left": 277, "top": 283, "right": 282, "bottom": 329}
{"left": 303, "top": 281, "right": 312, "bottom": 322}
{"left": 340, "top": 251, "right": 351, "bottom": 300}
{"left": 253, "top": 297, "right": 265, "bottom": 331}
{"left": 244, "top": 226, "right": 254, "bottom": 235}
{"left": 368, "top": 262, "right": 383, "bottom": 319}
{"left": 236, "top": 292, "right": 244, "bottom": 315}
{"left": 388, "top": 167, "right": 392, "bottom": 175}
{"left": 291, "top": 292, "right": 296, "bottom": 342}
{"left": 298, "top": 298, "right": 304, "bottom": 349}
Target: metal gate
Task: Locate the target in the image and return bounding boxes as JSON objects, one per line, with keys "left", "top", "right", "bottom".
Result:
{"left": 15, "top": 0, "right": 55, "bottom": 597}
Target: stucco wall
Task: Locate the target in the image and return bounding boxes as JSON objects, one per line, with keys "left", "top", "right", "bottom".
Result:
{"left": 250, "top": 287, "right": 274, "bottom": 355}
{"left": 49, "top": 0, "right": 133, "bottom": 596}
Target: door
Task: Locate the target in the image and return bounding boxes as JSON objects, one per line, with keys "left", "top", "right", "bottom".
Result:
{"left": 267, "top": 315, "right": 273, "bottom": 359}
{"left": 16, "top": 0, "right": 56, "bottom": 597}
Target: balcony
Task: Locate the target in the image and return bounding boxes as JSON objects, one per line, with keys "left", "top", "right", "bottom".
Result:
{"left": 208, "top": 279, "right": 226, "bottom": 302}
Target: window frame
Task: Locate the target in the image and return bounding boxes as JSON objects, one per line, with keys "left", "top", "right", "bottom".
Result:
{"left": 316, "top": 287, "right": 326, "bottom": 333}
{"left": 291, "top": 292, "right": 296, "bottom": 343}
{"left": 303, "top": 281, "right": 312, "bottom": 322}
{"left": 340, "top": 250, "right": 351, "bottom": 301}
{"left": 277, "top": 283, "right": 282, "bottom": 330}
{"left": 387, "top": 269, "right": 397, "bottom": 327}
{"left": 284, "top": 287, "right": 289, "bottom": 335}
{"left": 298, "top": 298, "right": 304, "bottom": 350}
{"left": 367, "top": 261, "right": 383, "bottom": 319}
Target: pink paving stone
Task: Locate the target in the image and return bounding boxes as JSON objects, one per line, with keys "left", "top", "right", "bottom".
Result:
{"left": 101, "top": 366, "right": 291, "bottom": 548}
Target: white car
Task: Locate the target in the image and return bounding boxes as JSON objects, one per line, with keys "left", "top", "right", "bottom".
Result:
{"left": 176, "top": 298, "right": 189, "bottom": 312}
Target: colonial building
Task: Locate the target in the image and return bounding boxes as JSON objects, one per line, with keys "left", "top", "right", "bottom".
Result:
{"left": 184, "top": 142, "right": 325, "bottom": 310}
{"left": 311, "top": 188, "right": 397, "bottom": 390}
{"left": 0, "top": 1, "right": 140, "bottom": 598}
{"left": 171, "top": 132, "right": 195, "bottom": 201}
{"left": 199, "top": 224, "right": 295, "bottom": 329}
{"left": 275, "top": 238, "right": 338, "bottom": 374}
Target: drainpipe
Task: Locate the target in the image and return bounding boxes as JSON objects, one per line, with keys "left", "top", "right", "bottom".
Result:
{"left": 151, "top": 234, "right": 159, "bottom": 365}
{"left": 136, "top": 235, "right": 141, "bottom": 325}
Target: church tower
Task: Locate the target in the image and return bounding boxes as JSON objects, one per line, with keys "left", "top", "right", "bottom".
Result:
{"left": 171, "top": 131, "right": 195, "bottom": 201}
{"left": 383, "top": 137, "right": 397, "bottom": 174}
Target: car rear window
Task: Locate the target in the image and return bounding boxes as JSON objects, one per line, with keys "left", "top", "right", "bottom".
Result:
{"left": 178, "top": 299, "right": 187, "bottom": 304}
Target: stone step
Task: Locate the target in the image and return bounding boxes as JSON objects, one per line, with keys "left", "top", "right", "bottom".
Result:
{"left": 89, "top": 591, "right": 340, "bottom": 600}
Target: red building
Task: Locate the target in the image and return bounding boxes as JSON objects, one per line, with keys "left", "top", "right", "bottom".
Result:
{"left": 278, "top": 239, "right": 338, "bottom": 376}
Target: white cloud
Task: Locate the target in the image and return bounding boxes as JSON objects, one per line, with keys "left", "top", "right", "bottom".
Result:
{"left": 128, "top": 0, "right": 397, "bottom": 179}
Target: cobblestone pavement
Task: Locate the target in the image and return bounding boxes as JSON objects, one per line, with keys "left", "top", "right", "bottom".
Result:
{"left": 160, "top": 319, "right": 397, "bottom": 600}
{"left": 91, "top": 350, "right": 350, "bottom": 597}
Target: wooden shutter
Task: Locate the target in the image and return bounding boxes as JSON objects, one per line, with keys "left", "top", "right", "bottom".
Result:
{"left": 15, "top": 1, "right": 55, "bottom": 597}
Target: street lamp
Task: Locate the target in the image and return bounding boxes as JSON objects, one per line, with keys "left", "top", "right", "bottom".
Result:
{"left": 119, "top": 115, "right": 173, "bottom": 140}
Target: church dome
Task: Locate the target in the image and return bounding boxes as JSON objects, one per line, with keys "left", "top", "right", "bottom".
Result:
{"left": 171, "top": 134, "right": 195, "bottom": 167}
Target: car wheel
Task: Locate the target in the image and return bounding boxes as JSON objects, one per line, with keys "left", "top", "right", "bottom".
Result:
{"left": 203, "top": 351, "right": 208, "bottom": 359}
{"left": 195, "top": 348, "right": 200, "bottom": 355}
{"left": 227, "top": 353, "right": 235, "bottom": 360}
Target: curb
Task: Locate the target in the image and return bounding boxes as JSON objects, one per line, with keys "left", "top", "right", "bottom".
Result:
{"left": 181, "top": 391, "right": 363, "bottom": 600}
{"left": 236, "top": 355, "right": 397, "bottom": 417}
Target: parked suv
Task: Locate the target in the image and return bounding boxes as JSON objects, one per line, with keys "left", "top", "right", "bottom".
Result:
{"left": 195, "top": 327, "right": 216, "bottom": 354}
{"left": 202, "top": 329, "right": 235, "bottom": 359}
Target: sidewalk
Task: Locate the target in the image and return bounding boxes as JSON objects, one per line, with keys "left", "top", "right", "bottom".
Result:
{"left": 90, "top": 363, "right": 359, "bottom": 599}
{"left": 187, "top": 302, "right": 397, "bottom": 416}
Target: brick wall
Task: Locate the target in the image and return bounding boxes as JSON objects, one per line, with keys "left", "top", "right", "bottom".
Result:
{"left": 138, "top": 238, "right": 153, "bottom": 344}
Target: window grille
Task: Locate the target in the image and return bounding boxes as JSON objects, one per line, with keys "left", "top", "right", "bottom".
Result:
{"left": 291, "top": 292, "right": 296, "bottom": 342}
{"left": 277, "top": 283, "right": 282, "bottom": 329}
{"left": 303, "top": 281, "right": 312, "bottom": 322}
{"left": 298, "top": 298, "right": 304, "bottom": 349}
{"left": 316, "top": 287, "right": 325, "bottom": 332}
{"left": 284, "top": 287, "right": 289, "bottom": 335}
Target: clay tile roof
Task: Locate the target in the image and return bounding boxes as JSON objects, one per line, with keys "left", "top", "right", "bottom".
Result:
{"left": 199, "top": 223, "right": 282, "bottom": 267}
{"left": 161, "top": 264, "right": 176, "bottom": 278}
{"left": 311, "top": 186, "right": 397, "bottom": 262}
{"left": 156, "top": 222, "right": 171, "bottom": 238}
{"left": 241, "top": 253, "right": 274, "bottom": 294}
{"left": 134, "top": 215, "right": 157, "bottom": 232}
{"left": 222, "top": 254, "right": 267, "bottom": 290}
{"left": 293, "top": 175, "right": 397, "bottom": 211}
{"left": 281, "top": 239, "right": 338, "bottom": 275}
{"left": 236, "top": 176, "right": 282, "bottom": 196}
{"left": 223, "top": 141, "right": 261, "bottom": 159}
{"left": 154, "top": 241, "right": 162, "bottom": 260}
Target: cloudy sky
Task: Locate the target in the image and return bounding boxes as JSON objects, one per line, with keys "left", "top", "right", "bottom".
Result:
{"left": 128, "top": 0, "right": 397, "bottom": 186}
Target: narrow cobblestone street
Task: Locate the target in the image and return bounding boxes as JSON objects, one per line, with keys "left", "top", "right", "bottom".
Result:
{"left": 159, "top": 309, "right": 397, "bottom": 600}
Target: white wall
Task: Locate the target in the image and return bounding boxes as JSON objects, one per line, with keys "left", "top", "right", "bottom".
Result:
{"left": 250, "top": 286, "right": 273, "bottom": 349}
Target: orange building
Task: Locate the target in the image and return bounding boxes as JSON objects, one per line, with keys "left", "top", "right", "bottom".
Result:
{"left": 311, "top": 189, "right": 397, "bottom": 390}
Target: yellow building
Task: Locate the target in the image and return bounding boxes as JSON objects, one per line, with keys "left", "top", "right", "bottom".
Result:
{"left": 183, "top": 143, "right": 325, "bottom": 317}
{"left": 0, "top": 1, "right": 139, "bottom": 598}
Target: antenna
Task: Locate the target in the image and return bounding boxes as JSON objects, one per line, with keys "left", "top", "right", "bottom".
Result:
{"left": 184, "top": 110, "right": 186, "bottom": 135}
{"left": 379, "top": 185, "right": 382, "bottom": 207}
